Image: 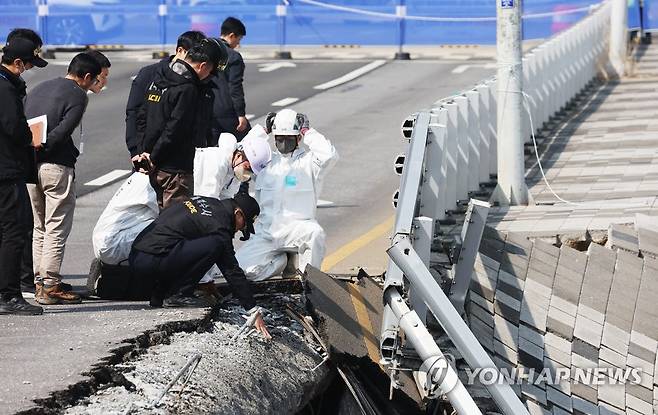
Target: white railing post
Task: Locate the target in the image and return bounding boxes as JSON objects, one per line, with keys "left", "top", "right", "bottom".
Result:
{"left": 454, "top": 96, "right": 471, "bottom": 202}
{"left": 474, "top": 85, "right": 491, "bottom": 185}
{"left": 443, "top": 103, "right": 460, "bottom": 211}
{"left": 486, "top": 79, "right": 498, "bottom": 177}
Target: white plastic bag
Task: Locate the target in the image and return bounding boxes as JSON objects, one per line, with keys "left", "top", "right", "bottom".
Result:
{"left": 92, "top": 173, "right": 158, "bottom": 265}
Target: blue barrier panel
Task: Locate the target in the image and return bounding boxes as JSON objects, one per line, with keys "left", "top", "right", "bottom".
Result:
{"left": 0, "top": 0, "right": 641, "bottom": 46}
{"left": 628, "top": 0, "right": 641, "bottom": 30}
{"left": 0, "top": 1, "right": 38, "bottom": 43}
{"left": 645, "top": 0, "right": 658, "bottom": 31}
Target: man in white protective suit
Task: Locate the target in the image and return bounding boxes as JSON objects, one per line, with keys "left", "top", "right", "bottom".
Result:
{"left": 236, "top": 109, "right": 338, "bottom": 281}
{"left": 193, "top": 127, "right": 271, "bottom": 200}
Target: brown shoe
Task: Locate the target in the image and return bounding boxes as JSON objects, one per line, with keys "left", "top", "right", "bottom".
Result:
{"left": 36, "top": 284, "right": 82, "bottom": 305}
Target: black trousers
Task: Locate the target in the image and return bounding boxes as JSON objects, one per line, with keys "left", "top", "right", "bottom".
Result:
{"left": 0, "top": 180, "right": 31, "bottom": 299}
{"left": 129, "top": 235, "right": 220, "bottom": 299}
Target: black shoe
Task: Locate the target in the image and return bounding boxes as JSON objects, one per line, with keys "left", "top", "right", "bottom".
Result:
{"left": 59, "top": 282, "right": 73, "bottom": 292}
{"left": 0, "top": 297, "right": 43, "bottom": 316}
{"left": 163, "top": 294, "right": 212, "bottom": 308}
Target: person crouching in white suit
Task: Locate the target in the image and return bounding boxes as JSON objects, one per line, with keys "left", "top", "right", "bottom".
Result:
{"left": 193, "top": 127, "right": 272, "bottom": 200}
{"left": 236, "top": 109, "right": 338, "bottom": 281}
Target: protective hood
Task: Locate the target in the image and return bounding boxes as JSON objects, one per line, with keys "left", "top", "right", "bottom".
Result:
{"left": 154, "top": 59, "right": 200, "bottom": 89}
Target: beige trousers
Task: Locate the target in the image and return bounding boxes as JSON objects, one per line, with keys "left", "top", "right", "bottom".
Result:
{"left": 27, "top": 163, "right": 76, "bottom": 286}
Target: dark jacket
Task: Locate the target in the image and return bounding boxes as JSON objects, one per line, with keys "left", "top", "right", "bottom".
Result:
{"left": 25, "top": 77, "right": 88, "bottom": 168}
{"left": 0, "top": 66, "right": 34, "bottom": 182}
{"left": 196, "top": 78, "right": 217, "bottom": 147}
{"left": 212, "top": 42, "right": 248, "bottom": 139}
{"left": 125, "top": 57, "right": 171, "bottom": 157}
{"left": 136, "top": 60, "right": 202, "bottom": 173}
{"left": 127, "top": 57, "right": 216, "bottom": 155}
{"left": 132, "top": 196, "right": 255, "bottom": 309}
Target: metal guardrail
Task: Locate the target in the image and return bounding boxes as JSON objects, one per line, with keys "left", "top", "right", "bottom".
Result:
{"left": 379, "top": 3, "right": 611, "bottom": 414}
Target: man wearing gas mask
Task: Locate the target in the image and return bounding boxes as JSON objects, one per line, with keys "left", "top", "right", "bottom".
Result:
{"left": 235, "top": 110, "right": 338, "bottom": 281}
{"left": 193, "top": 126, "right": 271, "bottom": 203}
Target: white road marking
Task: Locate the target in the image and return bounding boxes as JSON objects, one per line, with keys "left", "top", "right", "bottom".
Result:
{"left": 246, "top": 114, "right": 255, "bottom": 120}
{"left": 484, "top": 63, "right": 497, "bottom": 69}
{"left": 85, "top": 169, "right": 131, "bottom": 186}
{"left": 313, "top": 59, "right": 386, "bottom": 90}
{"left": 271, "top": 97, "right": 299, "bottom": 107}
{"left": 50, "top": 61, "right": 70, "bottom": 66}
{"left": 451, "top": 64, "right": 470, "bottom": 74}
{"left": 317, "top": 199, "right": 334, "bottom": 208}
{"left": 258, "top": 62, "right": 297, "bottom": 72}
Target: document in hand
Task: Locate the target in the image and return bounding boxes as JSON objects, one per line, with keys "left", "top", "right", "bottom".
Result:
{"left": 27, "top": 115, "right": 48, "bottom": 147}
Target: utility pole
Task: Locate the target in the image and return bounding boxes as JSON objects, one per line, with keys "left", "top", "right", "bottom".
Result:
{"left": 493, "top": 0, "right": 531, "bottom": 206}
{"left": 609, "top": 0, "right": 628, "bottom": 76}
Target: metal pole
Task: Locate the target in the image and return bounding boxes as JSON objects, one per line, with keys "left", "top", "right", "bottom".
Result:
{"left": 609, "top": 0, "right": 628, "bottom": 76}
{"left": 395, "top": 0, "right": 410, "bottom": 60}
{"left": 387, "top": 236, "right": 530, "bottom": 415}
{"left": 385, "top": 289, "right": 483, "bottom": 415}
{"left": 493, "top": 0, "right": 530, "bottom": 206}
{"left": 275, "top": 0, "right": 292, "bottom": 59}
{"left": 153, "top": 0, "right": 168, "bottom": 59}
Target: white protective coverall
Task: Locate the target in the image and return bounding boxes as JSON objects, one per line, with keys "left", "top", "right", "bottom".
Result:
{"left": 236, "top": 128, "right": 338, "bottom": 281}
{"left": 193, "top": 133, "right": 242, "bottom": 200}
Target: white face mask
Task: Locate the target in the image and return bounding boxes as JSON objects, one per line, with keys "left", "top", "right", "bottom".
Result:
{"left": 234, "top": 164, "right": 252, "bottom": 182}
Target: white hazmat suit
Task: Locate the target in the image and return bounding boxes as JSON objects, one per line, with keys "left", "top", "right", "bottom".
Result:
{"left": 236, "top": 125, "right": 338, "bottom": 281}
{"left": 193, "top": 127, "right": 271, "bottom": 199}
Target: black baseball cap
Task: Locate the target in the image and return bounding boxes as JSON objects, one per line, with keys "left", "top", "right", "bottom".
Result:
{"left": 199, "top": 37, "right": 228, "bottom": 74}
{"left": 234, "top": 192, "right": 259, "bottom": 235}
{"left": 2, "top": 37, "right": 48, "bottom": 68}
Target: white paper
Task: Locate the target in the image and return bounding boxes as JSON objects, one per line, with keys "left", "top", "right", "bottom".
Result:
{"left": 27, "top": 114, "right": 48, "bottom": 145}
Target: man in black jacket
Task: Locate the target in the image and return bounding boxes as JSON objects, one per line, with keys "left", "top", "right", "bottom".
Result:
{"left": 130, "top": 193, "right": 270, "bottom": 338}
{"left": 135, "top": 38, "right": 228, "bottom": 210}
{"left": 4, "top": 29, "right": 48, "bottom": 297}
{"left": 213, "top": 17, "right": 249, "bottom": 141}
{"left": 125, "top": 31, "right": 206, "bottom": 160}
{"left": 0, "top": 36, "right": 48, "bottom": 315}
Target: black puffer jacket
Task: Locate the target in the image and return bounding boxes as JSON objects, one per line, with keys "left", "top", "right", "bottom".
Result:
{"left": 136, "top": 60, "right": 203, "bottom": 173}
{"left": 0, "top": 66, "right": 33, "bottom": 182}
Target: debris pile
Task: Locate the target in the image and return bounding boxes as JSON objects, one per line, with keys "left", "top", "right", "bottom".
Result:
{"left": 64, "top": 298, "right": 329, "bottom": 415}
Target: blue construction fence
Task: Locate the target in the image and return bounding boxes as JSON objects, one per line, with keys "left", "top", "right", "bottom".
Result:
{"left": 0, "top": 0, "right": 647, "bottom": 47}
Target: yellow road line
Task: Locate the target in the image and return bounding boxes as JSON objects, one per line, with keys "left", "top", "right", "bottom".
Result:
{"left": 347, "top": 282, "right": 382, "bottom": 363}
{"left": 321, "top": 214, "right": 395, "bottom": 272}
{"left": 321, "top": 215, "right": 395, "bottom": 365}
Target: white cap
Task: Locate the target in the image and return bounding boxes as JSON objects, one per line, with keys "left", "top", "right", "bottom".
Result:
{"left": 271, "top": 109, "right": 301, "bottom": 136}
{"left": 240, "top": 125, "right": 272, "bottom": 174}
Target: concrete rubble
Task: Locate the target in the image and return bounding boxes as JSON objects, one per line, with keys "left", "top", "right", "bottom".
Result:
{"left": 61, "top": 297, "right": 330, "bottom": 415}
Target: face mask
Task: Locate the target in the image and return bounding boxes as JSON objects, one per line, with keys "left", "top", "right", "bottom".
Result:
{"left": 234, "top": 164, "right": 252, "bottom": 182}
{"left": 275, "top": 136, "right": 297, "bottom": 154}
{"left": 232, "top": 157, "right": 252, "bottom": 183}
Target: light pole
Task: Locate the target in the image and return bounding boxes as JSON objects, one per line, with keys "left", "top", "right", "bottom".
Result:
{"left": 609, "top": 0, "right": 628, "bottom": 76}
{"left": 493, "top": 0, "right": 531, "bottom": 206}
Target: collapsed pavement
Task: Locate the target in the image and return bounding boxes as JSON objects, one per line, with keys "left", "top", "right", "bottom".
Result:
{"left": 38, "top": 294, "right": 330, "bottom": 415}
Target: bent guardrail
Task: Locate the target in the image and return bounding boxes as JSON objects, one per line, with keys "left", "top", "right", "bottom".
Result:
{"left": 380, "top": 3, "right": 610, "bottom": 413}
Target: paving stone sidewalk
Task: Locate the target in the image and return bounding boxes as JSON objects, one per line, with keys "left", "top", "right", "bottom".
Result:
{"left": 488, "top": 43, "right": 658, "bottom": 237}
{"left": 462, "top": 44, "right": 658, "bottom": 415}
